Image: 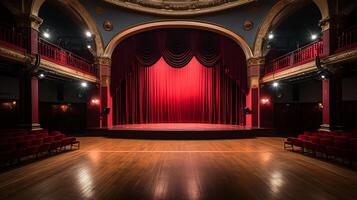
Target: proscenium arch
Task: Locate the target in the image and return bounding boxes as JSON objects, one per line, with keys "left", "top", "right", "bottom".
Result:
{"left": 253, "top": 0, "right": 329, "bottom": 57}
{"left": 30, "top": 0, "right": 104, "bottom": 56}
{"left": 104, "top": 21, "right": 253, "bottom": 60}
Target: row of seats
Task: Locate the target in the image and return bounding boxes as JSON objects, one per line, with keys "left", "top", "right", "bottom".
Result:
{"left": 284, "top": 131, "right": 357, "bottom": 164}
{"left": 0, "top": 129, "right": 80, "bottom": 165}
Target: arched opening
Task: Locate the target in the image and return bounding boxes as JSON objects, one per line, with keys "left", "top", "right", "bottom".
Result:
{"left": 257, "top": 2, "right": 324, "bottom": 133}
{"left": 32, "top": 0, "right": 104, "bottom": 56}
{"left": 110, "top": 27, "right": 248, "bottom": 125}
{"left": 35, "top": 0, "right": 100, "bottom": 131}
{"left": 38, "top": 0, "right": 94, "bottom": 60}
{"left": 253, "top": 0, "right": 328, "bottom": 57}
{"left": 104, "top": 21, "right": 253, "bottom": 60}
{"left": 265, "top": 3, "right": 322, "bottom": 61}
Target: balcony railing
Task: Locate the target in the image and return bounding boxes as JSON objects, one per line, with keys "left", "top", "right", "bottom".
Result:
{"left": 337, "top": 27, "right": 357, "bottom": 52}
{"left": 0, "top": 25, "right": 96, "bottom": 77}
{"left": 0, "top": 26, "right": 23, "bottom": 50}
{"left": 265, "top": 40, "right": 324, "bottom": 75}
{"left": 39, "top": 39, "right": 97, "bottom": 76}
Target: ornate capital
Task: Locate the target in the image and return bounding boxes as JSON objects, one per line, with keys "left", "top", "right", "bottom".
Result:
{"left": 319, "top": 17, "right": 330, "bottom": 32}
{"left": 95, "top": 56, "right": 112, "bottom": 67}
{"left": 247, "top": 57, "right": 265, "bottom": 67}
{"left": 16, "top": 14, "right": 43, "bottom": 31}
{"left": 30, "top": 15, "right": 43, "bottom": 31}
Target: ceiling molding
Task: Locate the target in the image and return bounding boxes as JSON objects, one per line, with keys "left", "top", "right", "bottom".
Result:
{"left": 103, "top": 0, "right": 256, "bottom": 16}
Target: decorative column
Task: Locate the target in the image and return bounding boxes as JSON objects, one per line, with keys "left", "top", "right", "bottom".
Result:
{"left": 320, "top": 67, "right": 343, "bottom": 131}
{"left": 97, "top": 57, "right": 113, "bottom": 129}
{"left": 17, "top": 15, "right": 43, "bottom": 130}
{"left": 246, "top": 57, "right": 264, "bottom": 127}
{"left": 16, "top": 14, "right": 43, "bottom": 54}
{"left": 320, "top": 17, "right": 338, "bottom": 57}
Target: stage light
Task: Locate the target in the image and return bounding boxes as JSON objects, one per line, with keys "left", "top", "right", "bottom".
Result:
{"left": 43, "top": 32, "right": 50, "bottom": 39}
{"left": 39, "top": 73, "right": 45, "bottom": 78}
{"left": 268, "top": 33, "right": 274, "bottom": 40}
{"left": 318, "top": 102, "right": 323, "bottom": 109}
{"left": 85, "top": 31, "right": 92, "bottom": 38}
{"left": 87, "top": 45, "right": 91, "bottom": 49}
{"left": 12, "top": 101, "right": 16, "bottom": 105}
{"left": 81, "top": 82, "right": 88, "bottom": 88}
{"left": 321, "top": 75, "right": 326, "bottom": 79}
{"left": 311, "top": 34, "right": 318, "bottom": 41}
{"left": 272, "top": 82, "right": 279, "bottom": 88}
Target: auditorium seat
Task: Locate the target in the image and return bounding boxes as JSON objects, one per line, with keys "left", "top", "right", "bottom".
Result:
{"left": 313, "top": 138, "right": 333, "bottom": 158}
{"left": 326, "top": 140, "right": 349, "bottom": 160}
{"left": 284, "top": 137, "right": 294, "bottom": 150}
{"left": 304, "top": 136, "right": 320, "bottom": 156}
{"left": 0, "top": 129, "right": 80, "bottom": 165}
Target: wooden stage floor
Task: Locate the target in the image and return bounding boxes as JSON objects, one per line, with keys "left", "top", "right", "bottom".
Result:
{"left": 1, "top": 137, "right": 357, "bottom": 200}
{"left": 106, "top": 123, "right": 265, "bottom": 139}
{"left": 110, "top": 123, "right": 252, "bottom": 131}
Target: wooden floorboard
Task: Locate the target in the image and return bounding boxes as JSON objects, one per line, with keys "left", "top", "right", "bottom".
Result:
{"left": 0, "top": 137, "right": 356, "bottom": 200}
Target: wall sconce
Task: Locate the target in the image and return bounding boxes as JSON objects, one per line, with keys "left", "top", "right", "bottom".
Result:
{"left": 91, "top": 98, "right": 100, "bottom": 105}
{"left": 261, "top": 98, "right": 270, "bottom": 105}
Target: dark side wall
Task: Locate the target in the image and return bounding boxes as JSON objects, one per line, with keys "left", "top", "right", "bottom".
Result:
{"left": 81, "top": 0, "right": 276, "bottom": 49}
{"left": 0, "top": 75, "right": 88, "bottom": 130}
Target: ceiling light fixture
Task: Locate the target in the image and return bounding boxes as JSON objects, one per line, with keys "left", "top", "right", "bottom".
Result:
{"left": 81, "top": 82, "right": 88, "bottom": 88}
{"left": 85, "top": 31, "right": 92, "bottom": 38}
{"left": 43, "top": 32, "right": 50, "bottom": 39}
{"left": 272, "top": 82, "right": 279, "bottom": 88}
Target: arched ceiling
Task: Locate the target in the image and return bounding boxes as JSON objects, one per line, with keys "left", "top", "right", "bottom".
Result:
{"left": 103, "top": 0, "right": 256, "bottom": 16}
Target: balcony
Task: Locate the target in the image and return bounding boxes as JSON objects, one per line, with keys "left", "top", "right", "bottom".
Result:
{"left": 264, "top": 40, "right": 324, "bottom": 75}
{"left": 0, "top": 26, "right": 24, "bottom": 52}
{"left": 0, "top": 25, "right": 97, "bottom": 78}
{"left": 39, "top": 39, "right": 97, "bottom": 76}
{"left": 336, "top": 26, "right": 357, "bottom": 52}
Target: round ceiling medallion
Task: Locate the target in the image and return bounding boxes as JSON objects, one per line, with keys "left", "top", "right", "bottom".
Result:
{"left": 103, "top": 20, "right": 113, "bottom": 31}
{"left": 243, "top": 20, "right": 254, "bottom": 31}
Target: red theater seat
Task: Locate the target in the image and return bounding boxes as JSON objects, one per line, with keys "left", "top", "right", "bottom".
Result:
{"left": 313, "top": 138, "right": 333, "bottom": 158}
{"left": 304, "top": 136, "right": 320, "bottom": 156}
{"left": 326, "top": 140, "right": 349, "bottom": 159}
{"left": 284, "top": 137, "right": 294, "bottom": 150}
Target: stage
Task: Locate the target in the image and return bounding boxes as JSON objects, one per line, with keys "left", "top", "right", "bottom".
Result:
{"left": 104, "top": 123, "right": 271, "bottom": 139}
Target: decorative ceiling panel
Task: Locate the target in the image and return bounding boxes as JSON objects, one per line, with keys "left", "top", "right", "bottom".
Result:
{"left": 103, "top": 0, "right": 257, "bottom": 16}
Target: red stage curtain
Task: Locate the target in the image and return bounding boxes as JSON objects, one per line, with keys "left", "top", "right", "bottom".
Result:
{"left": 111, "top": 29, "right": 246, "bottom": 125}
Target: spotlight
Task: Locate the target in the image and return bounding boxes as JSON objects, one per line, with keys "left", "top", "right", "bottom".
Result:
{"left": 81, "top": 82, "right": 88, "bottom": 88}
{"left": 85, "top": 31, "right": 92, "bottom": 38}
{"left": 311, "top": 34, "right": 318, "bottom": 41}
{"left": 39, "top": 73, "right": 45, "bottom": 78}
{"left": 321, "top": 75, "right": 326, "bottom": 79}
{"left": 268, "top": 33, "right": 274, "bottom": 40}
{"left": 87, "top": 45, "right": 91, "bottom": 49}
{"left": 272, "top": 82, "right": 279, "bottom": 88}
{"left": 43, "top": 32, "right": 50, "bottom": 39}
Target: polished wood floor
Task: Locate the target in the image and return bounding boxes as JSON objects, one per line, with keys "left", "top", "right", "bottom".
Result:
{"left": 0, "top": 137, "right": 357, "bottom": 200}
